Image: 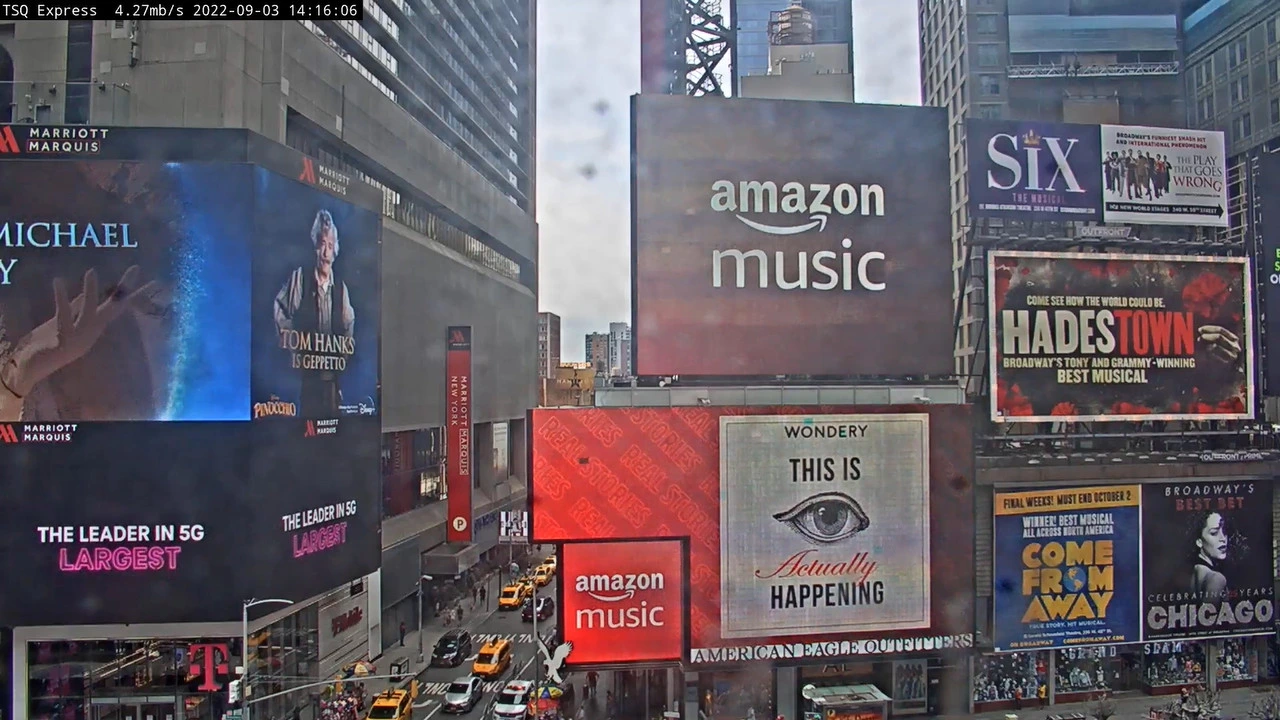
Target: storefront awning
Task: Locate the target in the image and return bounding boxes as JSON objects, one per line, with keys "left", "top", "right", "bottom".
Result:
{"left": 422, "top": 542, "right": 482, "bottom": 577}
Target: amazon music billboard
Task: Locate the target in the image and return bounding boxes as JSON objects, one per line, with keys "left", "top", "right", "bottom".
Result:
{"left": 631, "top": 95, "right": 954, "bottom": 378}
{"left": 530, "top": 405, "right": 975, "bottom": 666}
{"left": 0, "top": 128, "right": 383, "bottom": 626}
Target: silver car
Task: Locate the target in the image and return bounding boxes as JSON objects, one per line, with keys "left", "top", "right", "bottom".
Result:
{"left": 443, "top": 675, "right": 485, "bottom": 714}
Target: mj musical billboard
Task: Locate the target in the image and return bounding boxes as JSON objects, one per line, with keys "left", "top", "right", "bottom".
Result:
{"left": 0, "top": 129, "right": 382, "bottom": 626}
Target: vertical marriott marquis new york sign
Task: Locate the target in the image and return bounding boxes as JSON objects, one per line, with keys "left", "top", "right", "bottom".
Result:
{"left": 631, "top": 95, "right": 955, "bottom": 378}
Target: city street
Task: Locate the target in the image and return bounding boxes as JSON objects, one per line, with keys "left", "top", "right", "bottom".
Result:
{"left": 410, "top": 586, "right": 559, "bottom": 720}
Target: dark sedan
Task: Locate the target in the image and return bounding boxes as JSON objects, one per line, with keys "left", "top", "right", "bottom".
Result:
{"left": 431, "top": 629, "right": 473, "bottom": 667}
{"left": 522, "top": 595, "right": 554, "bottom": 622}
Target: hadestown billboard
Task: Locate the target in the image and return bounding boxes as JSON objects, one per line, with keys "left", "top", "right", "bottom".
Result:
{"left": 631, "top": 94, "right": 955, "bottom": 378}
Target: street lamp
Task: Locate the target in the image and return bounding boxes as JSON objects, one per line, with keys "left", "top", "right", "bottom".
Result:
{"left": 417, "top": 574, "right": 434, "bottom": 665}
{"left": 242, "top": 597, "right": 293, "bottom": 720}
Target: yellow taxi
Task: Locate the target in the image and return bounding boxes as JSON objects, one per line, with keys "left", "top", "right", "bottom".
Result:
{"left": 532, "top": 565, "right": 553, "bottom": 587}
{"left": 497, "top": 582, "right": 533, "bottom": 610}
{"left": 366, "top": 686, "right": 418, "bottom": 720}
{"left": 542, "top": 554, "right": 557, "bottom": 570}
{"left": 472, "top": 637, "right": 514, "bottom": 679}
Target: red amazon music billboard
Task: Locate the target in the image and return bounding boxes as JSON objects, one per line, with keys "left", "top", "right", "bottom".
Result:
{"left": 557, "top": 539, "right": 688, "bottom": 665}
{"left": 530, "top": 405, "right": 975, "bottom": 665}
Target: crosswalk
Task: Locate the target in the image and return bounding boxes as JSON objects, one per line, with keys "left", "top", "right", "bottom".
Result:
{"left": 473, "top": 632, "right": 534, "bottom": 645}
{"left": 419, "top": 633, "right": 536, "bottom": 697}
{"left": 419, "top": 679, "right": 511, "bottom": 695}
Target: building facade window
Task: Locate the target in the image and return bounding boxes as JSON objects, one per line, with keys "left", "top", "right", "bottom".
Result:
{"left": 1230, "top": 76, "right": 1249, "bottom": 105}
{"left": 1230, "top": 38, "right": 1247, "bottom": 69}
{"left": 980, "top": 74, "right": 1001, "bottom": 96}
{"left": 1199, "top": 95, "right": 1215, "bottom": 124}
{"left": 63, "top": 20, "right": 93, "bottom": 124}
{"left": 1234, "top": 111, "right": 1253, "bottom": 140}
{"left": 1270, "top": 97, "right": 1280, "bottom": 127}
{"left": 977, "top": 44, "right": 1000, "bottom": 68}
{"left": 382, "top": 428, "right": 445, "bottom": 518}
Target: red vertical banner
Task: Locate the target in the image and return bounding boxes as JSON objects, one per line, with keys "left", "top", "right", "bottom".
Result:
{"left": 445, "top": 326, "right": 473, "bottom": 543}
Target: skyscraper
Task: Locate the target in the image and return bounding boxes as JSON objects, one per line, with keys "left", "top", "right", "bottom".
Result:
{"left": 1182, "top": 0, "right": 1280, "bottom": 243}
{"left": 732, "top": 0, "right": 853, "bottom": 94}
{"left": 609, "top": 322, "right": 634, "bottom": 378}
{"left": 917, "top": 0, "right": 1184, "bottom": 381}
{"left": 538, "top": 312, "right": 562, "bottom": 378}
{"left": 586, "top": 332, "right": 611, "bottom": 375}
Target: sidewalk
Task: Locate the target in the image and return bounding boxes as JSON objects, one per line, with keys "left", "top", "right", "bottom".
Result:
{"left": 967, "top": 685, "right": 1277, "bottom": 720}
{"left": 364, "top": 571, "right": 508, "bottom": 697}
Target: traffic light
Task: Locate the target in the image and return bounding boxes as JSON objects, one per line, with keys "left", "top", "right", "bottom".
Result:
{"left": 228, "top": 679, "right": 243, "bottom": 704}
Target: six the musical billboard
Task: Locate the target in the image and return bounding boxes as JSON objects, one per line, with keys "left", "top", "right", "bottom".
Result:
{"left": 966, "top": 121, "right": 1228, "bottom": 228}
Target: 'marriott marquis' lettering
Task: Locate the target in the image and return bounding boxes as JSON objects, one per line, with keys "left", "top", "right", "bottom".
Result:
{"left": 708, "top": 179, "right": 887, "bottom": 291}
{"left": 0, "top": 222, "right": 136, "bottom": 285}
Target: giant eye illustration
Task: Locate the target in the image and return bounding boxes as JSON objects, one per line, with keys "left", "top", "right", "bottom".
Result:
{"left": 774, "top": 492, "right": 870, "bottom": 545}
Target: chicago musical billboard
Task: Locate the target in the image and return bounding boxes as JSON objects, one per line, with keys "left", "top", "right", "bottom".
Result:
{"left": 632, "top": 95, "right": 954, "bottom": 378}
{"left": 987, "top": 251, "right": 1254, "bottom": 423}
{"left": 530, "top": 405, "right": 974, "bottom": 665}
{"left": 1141, "top": 481, "right": 1274, "bottom": 642}
{"left": 0, "top": 155, "right": 382, "bottom": 625}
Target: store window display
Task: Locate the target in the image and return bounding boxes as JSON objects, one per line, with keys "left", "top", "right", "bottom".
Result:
{"left": 1143, "top": 642, "right": 1206, "bottom": 689}
{"left": 1054, "top": 646, "right": 1145, "bottom": 697}
{"left": 700, "top": 672, "right": 774, "bottom": 720}
{"left": 1217, "top": 638, "right": 1258, "bottom": 685}
{"left": 972, "top": 653, "right": 1047, "bottom": 707}
{"left": 27, "top": 639, "right": 236, "bottom": 720}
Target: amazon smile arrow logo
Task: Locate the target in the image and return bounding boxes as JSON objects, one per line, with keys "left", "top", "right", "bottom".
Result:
{"left": 709, "top": 178, "right": 886, "bottom": 234}
{"left": 735, "top": 213, "right": 828, "bottom": 235}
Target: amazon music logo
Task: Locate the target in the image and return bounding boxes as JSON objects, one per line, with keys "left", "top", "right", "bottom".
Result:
{"left": 560, "top": 540, "right": 685, "bottom": 664}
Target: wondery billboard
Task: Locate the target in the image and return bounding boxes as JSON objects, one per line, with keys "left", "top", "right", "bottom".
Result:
{"left": 558, "top": 539, "right": 686, "bottom": 665}
{"left": 1142, "top": 481, "right": 1274, "bottom": 642}
{"left": 987, "top": 251, "right": 1254, "bottom": 423}
{"left": 446, "top": 326, "right": 473, "bottom": 542}
{"left": 992, "top": 486, "right": 1142, "bottom": 652}
{"left": 631, "top": 95, "right": 953, "bottom": 378}
{"left": 1260, "top": 153, "right": 1280, "bottom": 393}
{"left": 966, "top": 119, "right": 1102, "bottom": 221}
{"left": 1100, "top": 125, "right": 1228, "bottom": 227}
{"left": 0, "top": 158, "right": 381, "bottom": 625}
{"left": 530, "top": 405, "right": 974, "bottom": 665}
{"left": 720, "top": 414, "right": 930, "bottom": 639}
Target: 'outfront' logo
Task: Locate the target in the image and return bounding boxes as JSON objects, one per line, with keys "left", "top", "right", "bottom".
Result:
{"left": 709, "top": 179, "right": 886, "bottom": 235}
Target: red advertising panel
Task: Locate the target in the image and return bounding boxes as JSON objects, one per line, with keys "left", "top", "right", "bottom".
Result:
{"left": 446, "top": 326, "right": 473, "bottom": 542}
{"left": 558, "top": 539, "right": 686, "bottom": 665}
{"left": 987, "top": 251, "right": 1254, "bottom": 423}
{"left": 530, "top": 406, "right": 974, "bottom": 665}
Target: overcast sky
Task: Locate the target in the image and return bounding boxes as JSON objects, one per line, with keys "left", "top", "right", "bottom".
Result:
{"left": 535, "top": 0, "right": 922, "bottom": 361}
